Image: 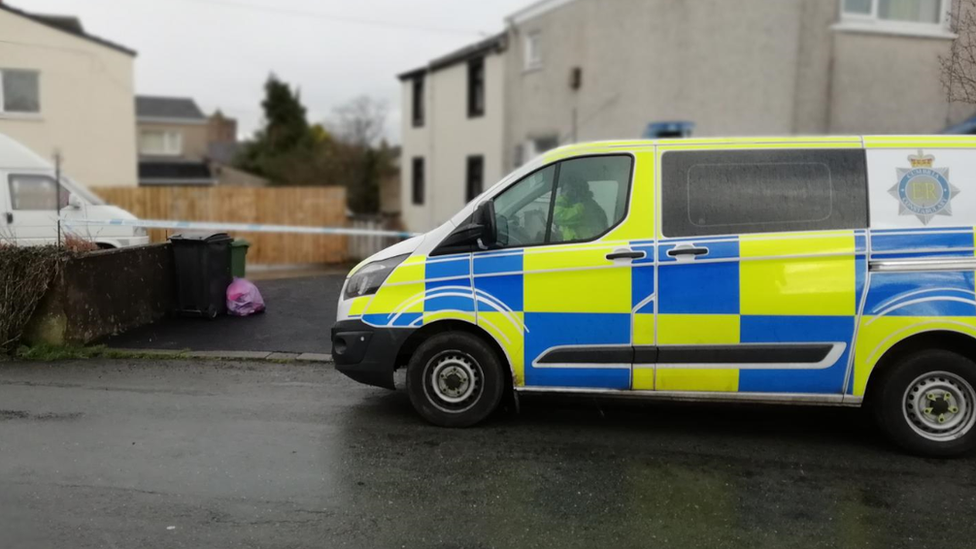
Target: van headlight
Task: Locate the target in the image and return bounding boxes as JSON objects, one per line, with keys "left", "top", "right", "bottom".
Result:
{"left": 344, "top": 254, "right": 408, "bottom": 299}
{"left": 134, "top": 227, "right": 148, "bottom": 237}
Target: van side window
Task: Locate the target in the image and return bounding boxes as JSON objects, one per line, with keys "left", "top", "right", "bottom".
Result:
{"left": 8, "top": 174, "right": 67, "bottom": 211}
{"left": 661, "top": 149, "right": 868, "bottom": 237}
{"left": 551, "top": 156, "right": 632, "bottom": 243}
{"left": 492, "top": 155, "right": 633, "bottom": 248}
{"left": 493, "top": 165, "right": 556, "bottom": 248}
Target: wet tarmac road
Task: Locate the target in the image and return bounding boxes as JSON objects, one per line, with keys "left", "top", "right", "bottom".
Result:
{"left": 1, "top": 360, "right": 974, "bottom": 549}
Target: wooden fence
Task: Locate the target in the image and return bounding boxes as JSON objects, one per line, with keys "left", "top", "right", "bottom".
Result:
{"left": 91, "top": 186, "right": 348, "bottom": 265}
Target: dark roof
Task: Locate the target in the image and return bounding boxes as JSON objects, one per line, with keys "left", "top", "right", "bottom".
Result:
{"left": 136, "top": 96, "right": 206, "bottom": 121}
{"left": 0, "top": 4, "right": 136, "bottom": 56}
{"left": 33, "top": 14, "right": 83, "bottom": 33}
{"left": 138, "top": 160, "right": 215, "bottom": 185}
{"left": 398, "top": 33, "right": 507, "bottom": 81}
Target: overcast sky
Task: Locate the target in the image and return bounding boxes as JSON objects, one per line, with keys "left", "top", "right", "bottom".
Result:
{"left": 21, "top": 0, "right": 532, "bottom": 141}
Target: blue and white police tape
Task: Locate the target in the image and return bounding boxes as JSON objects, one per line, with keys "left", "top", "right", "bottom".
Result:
{"left": 66, "top": 218, "right": 419, "bottom": 239}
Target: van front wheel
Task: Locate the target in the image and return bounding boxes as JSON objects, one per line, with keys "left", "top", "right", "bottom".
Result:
{"left": 406, "top": 332, "right": 505, "bottom": 428}
{"left": 874, "top": 349, "right": 976, "bottom": 457}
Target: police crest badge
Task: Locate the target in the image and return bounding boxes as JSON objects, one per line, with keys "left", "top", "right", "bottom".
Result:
{"left": 889, "top": 150, "right": 960, "bottom": 225}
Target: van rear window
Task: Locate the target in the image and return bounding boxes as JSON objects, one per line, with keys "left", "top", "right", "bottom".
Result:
{"left": 661, "top": 149, "right": 868, "bottom": 238}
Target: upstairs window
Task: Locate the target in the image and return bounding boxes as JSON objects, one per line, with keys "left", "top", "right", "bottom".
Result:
{"left": 842, "top": 0, "right": 947, "bottom": 27}
{"left": 466, "top": 155, "right": 484, "bottom": 202}
{"left": 524, "top": 31, "right": 542, "bottom": 71}
{"left": 139, "top": 130, "right": 183, "bottom": 156}
{"left": 0, "top": 69, "right": 40, "bottom": 115}
{"left": 468, "top": 58, "right": 485, "bottom": 118}
{"left": 412, "top": 157, "right": 425, "bottom": 205}
{"left": 412, "top": 77, "right": 425, "bottom": 128}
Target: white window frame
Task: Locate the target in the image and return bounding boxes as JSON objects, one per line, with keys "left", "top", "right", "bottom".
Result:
{"left": 837, "top": 0, "right": 954, "bottom": 38}
{"left": 524, "top": 31, "right": 543, "bottom": 71}
{"left": 0, "top": 69, "right": 41, "bottom": 117}
{"left": 139, "top": 129, "right": 183, "bottom": 156}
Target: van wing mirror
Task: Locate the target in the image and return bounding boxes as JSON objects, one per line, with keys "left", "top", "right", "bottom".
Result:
{"left": 437, "top": 202, "right": 497, "bottom": 252}
{"left": 67, "top": 193, "right": 83, "bottom": 209}
{"left": 473, "top": 200, "right": 497, "bottom": 248}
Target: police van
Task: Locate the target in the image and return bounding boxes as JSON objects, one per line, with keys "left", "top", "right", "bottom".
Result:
{"left": 333, "top": 136, "right": 976, "bottom": 457}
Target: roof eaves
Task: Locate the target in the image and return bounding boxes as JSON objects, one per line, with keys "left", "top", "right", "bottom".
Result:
{"left": 0, "top": 4, "right": 137, "bottom": 57}
{"left": 137, "top": 116, "right": 208, "bottom": 125}
{"left": 397, "top": 33, "right": 507, "bottom": 81}
{"left": 506, "top": 0, "right": 578, "bottom": 26}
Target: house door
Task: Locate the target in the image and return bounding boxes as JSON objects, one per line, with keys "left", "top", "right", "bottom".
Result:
{"left": 652, "top": 148, "right": 870, "bottom": 395}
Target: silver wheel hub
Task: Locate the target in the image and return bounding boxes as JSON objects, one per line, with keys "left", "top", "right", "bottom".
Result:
{"left": 430, "top": 355, "right": 478, "bottom": 404}
{"left": 904, "top": 371, "right": 976, "bottom": 442}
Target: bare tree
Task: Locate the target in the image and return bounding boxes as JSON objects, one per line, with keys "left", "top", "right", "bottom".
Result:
{"left": 941, "top": 0, "right": 976, "bottom": 104}
{"left": 330, "top": 96, "right": 388, "bottom": 147}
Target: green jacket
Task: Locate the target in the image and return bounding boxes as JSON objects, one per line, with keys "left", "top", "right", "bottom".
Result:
{"left": 553, "top": 195, "right": 608, "bottom": 242}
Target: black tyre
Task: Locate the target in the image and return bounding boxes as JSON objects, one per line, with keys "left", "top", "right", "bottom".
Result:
{"left": 873, "top": 349, "right": 976, "bottom": 458}
{"left": 405, "top": 332, "right": 506, "bottom": 427}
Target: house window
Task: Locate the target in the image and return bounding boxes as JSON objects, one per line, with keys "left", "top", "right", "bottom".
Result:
{"left": 139, "top": 130, "right": 183, "bottom": 156}
{"left": 412, "top": 157, "right": 425, "bottom": 205}
{"left": 842, "top": 0, "right": 947, "bottom": 26}
{"left": 0, "top": 69, "right": 40, "bottom": 114}
{"left": 466, "top": 155, "right": 484, "bottom": 202}
{"left": 468, "top": 58, "right": 485, "bottom": 118}
{"left": 412, "top": 77, "right": 425, "bottom": 128}
{"left": 524, "top": 32, "right": 543, "bottom": 71}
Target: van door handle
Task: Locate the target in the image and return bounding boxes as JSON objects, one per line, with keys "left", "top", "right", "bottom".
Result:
{"left": 667, "top": 245, "right": 709, "bottom": 259}
{"left": 4, "top": 212, "right": 11, "bottom": 224}
{"left": 606, "top": 250, "right": 646, "bottom": 261}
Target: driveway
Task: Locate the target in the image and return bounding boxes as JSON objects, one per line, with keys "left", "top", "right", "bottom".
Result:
{"left": 103, "top": 275, "right": 345, "bottom": 354}
{"left": 1, "top": 359, "right": 974, "bottom": 548}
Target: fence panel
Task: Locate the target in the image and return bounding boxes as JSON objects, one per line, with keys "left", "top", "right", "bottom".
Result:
{"left": 92, "top": 186, "right": 349, "bottom": 265}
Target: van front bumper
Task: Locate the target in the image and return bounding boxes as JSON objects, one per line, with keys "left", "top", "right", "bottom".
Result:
{"left": 331, "top": 319, "right": 414, "bottom": 390}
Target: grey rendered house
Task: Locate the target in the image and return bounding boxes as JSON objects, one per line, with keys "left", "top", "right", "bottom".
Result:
{"left": 399, "top": 0, "right": 970, "bottom": 233}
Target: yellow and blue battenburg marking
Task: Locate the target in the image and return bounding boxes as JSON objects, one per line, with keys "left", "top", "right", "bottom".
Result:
{"left": 852, "top": 226, "right": 976, "bottom": 396}
{"left": 352, "top": 225, "right": 976, "bottom": 397}
{"left": 651, "top": 231, "right": 867, "bottom": 394}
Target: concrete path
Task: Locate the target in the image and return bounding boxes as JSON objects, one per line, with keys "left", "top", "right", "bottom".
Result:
{"left": 1, "top": 359, "right": 974, "bottom": 548}
{"left": 103, "top": 275, "right": 345, "bottom": 355}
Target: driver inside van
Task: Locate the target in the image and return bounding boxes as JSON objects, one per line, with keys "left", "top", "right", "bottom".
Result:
{"left": 553, "top": 175, "right": 608, "bottom": 242}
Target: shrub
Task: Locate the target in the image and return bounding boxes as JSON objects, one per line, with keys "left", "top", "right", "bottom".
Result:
{"left": 0, "top": 245, "right": 68, "bottom": 352}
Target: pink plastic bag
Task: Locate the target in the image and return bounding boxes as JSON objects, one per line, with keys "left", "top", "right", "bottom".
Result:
{"left": 226, "top": 278, "right": 266, "bottom": 317}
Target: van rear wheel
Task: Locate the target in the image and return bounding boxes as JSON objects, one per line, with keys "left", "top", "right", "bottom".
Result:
{"left": 874, "top": 349, "right": 976, "bottom": 458}
{"left": 405, "top": 332, "right": 505, "bottom": 428}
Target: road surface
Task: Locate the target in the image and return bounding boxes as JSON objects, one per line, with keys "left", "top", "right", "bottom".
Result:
{"left": 1, "top": 359, "right": 973, "bottom": 548}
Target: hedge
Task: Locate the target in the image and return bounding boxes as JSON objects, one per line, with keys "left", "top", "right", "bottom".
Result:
{"left": 0, "top": 246, "right": 67, "bottom": 352}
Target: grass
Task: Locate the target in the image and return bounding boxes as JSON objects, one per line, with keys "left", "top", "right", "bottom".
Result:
{"left": 8, "top": 344, "right": 189, "bottom": 362}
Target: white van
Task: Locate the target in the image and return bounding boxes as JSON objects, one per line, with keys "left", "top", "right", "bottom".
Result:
{"left": 0, "top": 133, "right": 148, "bottom": 248}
